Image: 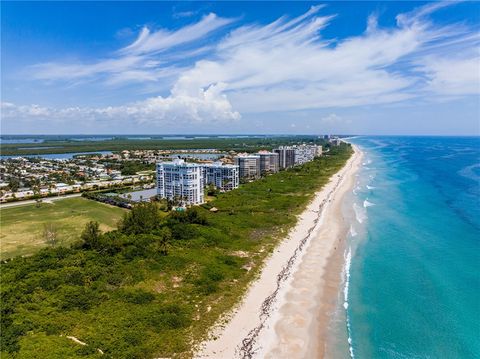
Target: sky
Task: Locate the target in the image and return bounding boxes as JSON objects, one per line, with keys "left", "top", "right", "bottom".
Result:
{"left": 1, "top": 1, "right": 479, "bottom": 135}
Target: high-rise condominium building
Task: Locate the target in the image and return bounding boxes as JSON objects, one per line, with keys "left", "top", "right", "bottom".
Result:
{"left": 257, "top": 151, "right": 279, "bottom": 174}
{"left": 203, "top": 162, "right": 239, "bottom": 191}
{"left": 274, "top": 146, "right": 296, "bottom": 169}
{"left": 329, "top": 138, "right": 342, "bottom": 146}
{"left": 294, "top": 144, "right": 319, "bottom": 165}
{"left": 234, "top": 154, "right": 261, "bottom": 179}
{"left": 156, "top": 159, "right": 204, "bottom": 205}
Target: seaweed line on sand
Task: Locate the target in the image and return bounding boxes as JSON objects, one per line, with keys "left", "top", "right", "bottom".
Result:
{"left": 237, "top": 161, "right": 352, "bottom": 358}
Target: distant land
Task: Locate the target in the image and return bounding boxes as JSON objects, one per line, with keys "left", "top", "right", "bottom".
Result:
{"left": 0, "top": 134, "right": 345, "bottom": 156}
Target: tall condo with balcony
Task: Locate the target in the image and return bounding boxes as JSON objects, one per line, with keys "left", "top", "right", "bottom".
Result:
{"left": 156, "top": 159, "right": 204, "bottom": 205}
{"left": 274, "top": 146, "right": 296, "bottom": 169}
{"left": 234, "top": 154, "right": 261, "bottom": 179}
{"left": 294, "top": 144, "right": 319, "bottom": 165}
{"left": 203, "top": 162, "right": 239, "bottom": 191}
{"left": 257, "top": 151, "right": 279, "bottom": 174}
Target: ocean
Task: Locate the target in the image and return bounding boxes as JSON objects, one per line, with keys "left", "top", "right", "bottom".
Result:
{"left": 342, "top": 137, "right": 480, "bottom": 358}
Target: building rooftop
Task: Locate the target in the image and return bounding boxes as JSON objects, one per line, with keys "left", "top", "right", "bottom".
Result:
{"left": 157, "top": 159, "right": 201, "bottom": 167}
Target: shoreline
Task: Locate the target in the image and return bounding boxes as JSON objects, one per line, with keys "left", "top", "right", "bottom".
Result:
{"left": 195, "top": 146, "right": 362, "bottom": 359}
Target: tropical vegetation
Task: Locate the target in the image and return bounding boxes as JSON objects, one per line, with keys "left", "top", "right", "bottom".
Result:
{"left": 1, "top": 143, "right": 352, "bottom": 358}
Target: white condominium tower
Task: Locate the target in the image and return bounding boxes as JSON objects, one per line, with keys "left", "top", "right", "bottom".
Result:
{"left": 156, "top": 159, "right": 204, "bottom": 205}
{"left": 234, "top": 154, "right": 261, "bottom": 179}
{"left": 294, "top": 144, "right": 318, "bottom": 165}
{"left": 203, "top": 162, "right": 239, "bottom": 191}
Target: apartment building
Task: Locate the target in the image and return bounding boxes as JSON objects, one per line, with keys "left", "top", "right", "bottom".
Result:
{"left": 156, "top": 159, "right": 204, "bottom": 205}
{"left": 329, "top": 138, "right": 342, "bottom": 146}
{"left": 257, "top": 151, "right": 279, "bottom": 174}
{"left": 274, "top": 146, "right": 296, "bottom": 169}
{"left": 234, "top": 154, "right": 261, "bottom": 179}
{"left": 274, "top": 144, "right": 322, "bottom": 168}
{"left": 203, "top": 162, "right": 239, "bottom": 191}
{"left": 294, "top": 144, "right": 319, "bottom": 165}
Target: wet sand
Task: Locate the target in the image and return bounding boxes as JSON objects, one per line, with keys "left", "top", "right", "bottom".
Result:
{"left": 195, "top": 146, "right": 362, "bottom": 359}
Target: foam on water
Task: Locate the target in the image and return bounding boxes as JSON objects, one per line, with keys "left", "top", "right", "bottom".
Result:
{"left": 343, "top": 248, "right": 355, "bottom": 359}
{"left": 345, "top": 136, "right": 480, "bottom": 358}
{"left": 349, "top": 225, "right": 358, "bottom": 237}
{"left": 353, "top": 203, "right": 367, "bottom": 223}
{"left": 363, "top": 200, "right": 375, "bottom": 208}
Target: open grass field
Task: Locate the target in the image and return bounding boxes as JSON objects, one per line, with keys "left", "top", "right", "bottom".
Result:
{"left": 0, "top": 197, "right": 126, "bottom": 259}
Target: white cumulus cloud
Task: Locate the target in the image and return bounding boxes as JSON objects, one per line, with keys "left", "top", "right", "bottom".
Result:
{"left": 1, "top": 82, "right": 240, "bottom": 125}
{"left": 5, "top": 2, "right": 480, "bottom": 127}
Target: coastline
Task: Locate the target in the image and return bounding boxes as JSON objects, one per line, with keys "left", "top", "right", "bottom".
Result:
{"left": 195, "top": 145, "right": 362, "bottom": 359}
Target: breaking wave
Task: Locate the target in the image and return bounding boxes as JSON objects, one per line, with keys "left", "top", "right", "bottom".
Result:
{"left": 343, "top": 248, "right": 355, "bottom": 358}
{"left": 363, "top": 200, "right": 375, "bottom": 208}
{"left": 353, "top": 203, "right": 367, "bottom": 223}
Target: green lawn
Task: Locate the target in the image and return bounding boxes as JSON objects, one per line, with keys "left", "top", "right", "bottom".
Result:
{"left": 0, "top": 198, "right": 126, "bottom": 259}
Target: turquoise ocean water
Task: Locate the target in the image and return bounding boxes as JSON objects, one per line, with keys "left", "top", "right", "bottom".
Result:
{"left": 340, "top": 137, "right": 480, "bottom": 358}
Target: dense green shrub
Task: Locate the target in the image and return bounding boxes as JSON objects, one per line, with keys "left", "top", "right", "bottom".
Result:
{"left": 119, "top": 202, "right": 162, "bottom": 235}
{"left": 117, "top": 289, "right": 155, "bottom": 304}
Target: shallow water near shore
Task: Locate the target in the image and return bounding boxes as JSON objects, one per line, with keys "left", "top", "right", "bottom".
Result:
{"left": 339, "top": 137, "right": 480, "bottom": 358}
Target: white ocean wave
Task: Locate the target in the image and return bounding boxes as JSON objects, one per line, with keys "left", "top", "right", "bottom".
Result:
{"left": 349, "top": 225, "right": 358, "bottom": 237}
{"left": 343, "top": 248, "right": 355, "bottom": 359}
{"left": 363, "top": 200, "right": 375, "bottom": 208}
{"left": 353, "top": 203, "right": 367, "bottom": 223}
{"left": 366, "top": 185, "right": 375, "bottom": 190}
{"left": 343, "top": 249, "right": 351, "bottom": 308}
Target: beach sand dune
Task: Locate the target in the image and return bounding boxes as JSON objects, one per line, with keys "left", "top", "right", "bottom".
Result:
{"left": 195, "top": 146, "right": 362, "bottom": 359}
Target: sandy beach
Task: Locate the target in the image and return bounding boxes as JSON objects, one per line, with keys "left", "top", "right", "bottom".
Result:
{"left": 195, "top": 145, "right": 362, "bottom": 359}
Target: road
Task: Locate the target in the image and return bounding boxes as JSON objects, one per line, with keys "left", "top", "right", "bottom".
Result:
{"left": 0, "top": 193, "right": 82, "bottom": 209}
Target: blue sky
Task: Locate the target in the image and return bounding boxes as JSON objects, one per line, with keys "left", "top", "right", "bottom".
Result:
{"left": 2, "top": 1, "right": 479, "bottom": 135}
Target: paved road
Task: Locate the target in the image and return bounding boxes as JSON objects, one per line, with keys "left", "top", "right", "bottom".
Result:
{"left": 0, "top": 193, "right": 82, "bottom": 209}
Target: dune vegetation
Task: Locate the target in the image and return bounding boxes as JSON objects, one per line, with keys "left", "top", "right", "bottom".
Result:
{"left": 1, "top": 144, "right": 352, "bottom": 359}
